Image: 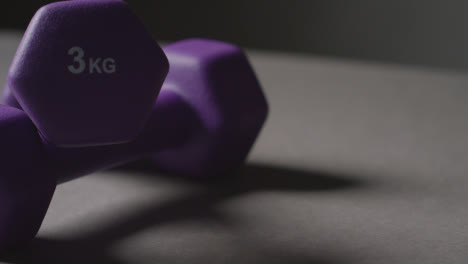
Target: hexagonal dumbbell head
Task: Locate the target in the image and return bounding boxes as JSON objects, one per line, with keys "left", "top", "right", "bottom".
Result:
{"left": 0, "top": 105, "right": 56, "bottom": 248}
{"left": 7, "top": 0, "right": 168, "bottom": 147}
{"left": 151, "top": 39, "right": 269, "bottom": 177}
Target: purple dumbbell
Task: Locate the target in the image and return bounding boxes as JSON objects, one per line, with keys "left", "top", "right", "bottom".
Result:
{"left": 0, "top": 1, "right": 268, "bottom": 248}
{"left": 7, "top": 0, "right": 168, "bottom": 147}
{"left": 0, "top": 39, "right": 268, "bottom": 247}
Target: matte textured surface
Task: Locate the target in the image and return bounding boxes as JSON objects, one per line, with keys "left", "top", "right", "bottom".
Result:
{"left": 152, "top": 39, "right": 268, "bottom": 176}
{"left": 7, "top": 0, "right": 168, "bottom": 146}
{"left": 0, "top": 105, "right": 55, "bottom": 249}
{"left": 1, "top": 32, "right": 468, "bottom": 263}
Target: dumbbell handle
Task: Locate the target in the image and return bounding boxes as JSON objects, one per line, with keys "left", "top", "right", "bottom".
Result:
{"left": 51, "top": 88, "right": 199, "bottom": 183}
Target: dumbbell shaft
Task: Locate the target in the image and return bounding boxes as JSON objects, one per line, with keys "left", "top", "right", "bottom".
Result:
{"left": 50, "top": 89, "right": 198, "bottom": 182}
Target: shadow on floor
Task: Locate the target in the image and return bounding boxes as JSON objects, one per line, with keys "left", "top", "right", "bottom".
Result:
{"left": 1, "top": 162, "right": 368, "bottom": 264}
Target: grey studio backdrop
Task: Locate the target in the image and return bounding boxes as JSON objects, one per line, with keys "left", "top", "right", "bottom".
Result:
{"left": 1, "top": 0, "right": 468, "bottom": 71}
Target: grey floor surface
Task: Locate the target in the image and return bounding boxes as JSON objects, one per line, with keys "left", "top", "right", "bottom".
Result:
{"left": 0, "top": 32, "right": 467, "bottom": 263}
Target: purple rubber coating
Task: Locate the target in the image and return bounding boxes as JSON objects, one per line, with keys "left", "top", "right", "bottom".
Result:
{"left": 7, "top": 0, "right": 168, "bottom": 147}
{"left": 151, "top": 39, "right": 269, "bottom": 177}
{"left": 0, "top": 89, "right": 197, "bottom": 248}
{"left": 0, "top": 106, "right": 56, "bottom": 248}
{"left": 50, "top": 89, "right": 199, "bottom": 183}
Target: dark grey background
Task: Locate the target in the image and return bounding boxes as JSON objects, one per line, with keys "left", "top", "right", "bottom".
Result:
{"left": 2, "top": 0, "right": 468, "bottom": 71}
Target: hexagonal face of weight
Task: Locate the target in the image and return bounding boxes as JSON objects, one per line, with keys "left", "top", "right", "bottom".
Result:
{"left": 151, "top": 39, "right": 269, "bottom": 177}
{"left": 7, "top": 0, "right": 168, "bottom": 147}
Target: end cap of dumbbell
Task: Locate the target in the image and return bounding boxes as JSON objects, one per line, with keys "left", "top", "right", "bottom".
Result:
{"left": 7, "top": 0, "right": 168, "bottom": 147}
{"left": 152, "top": 39, "right": 269, "bottom": 177}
